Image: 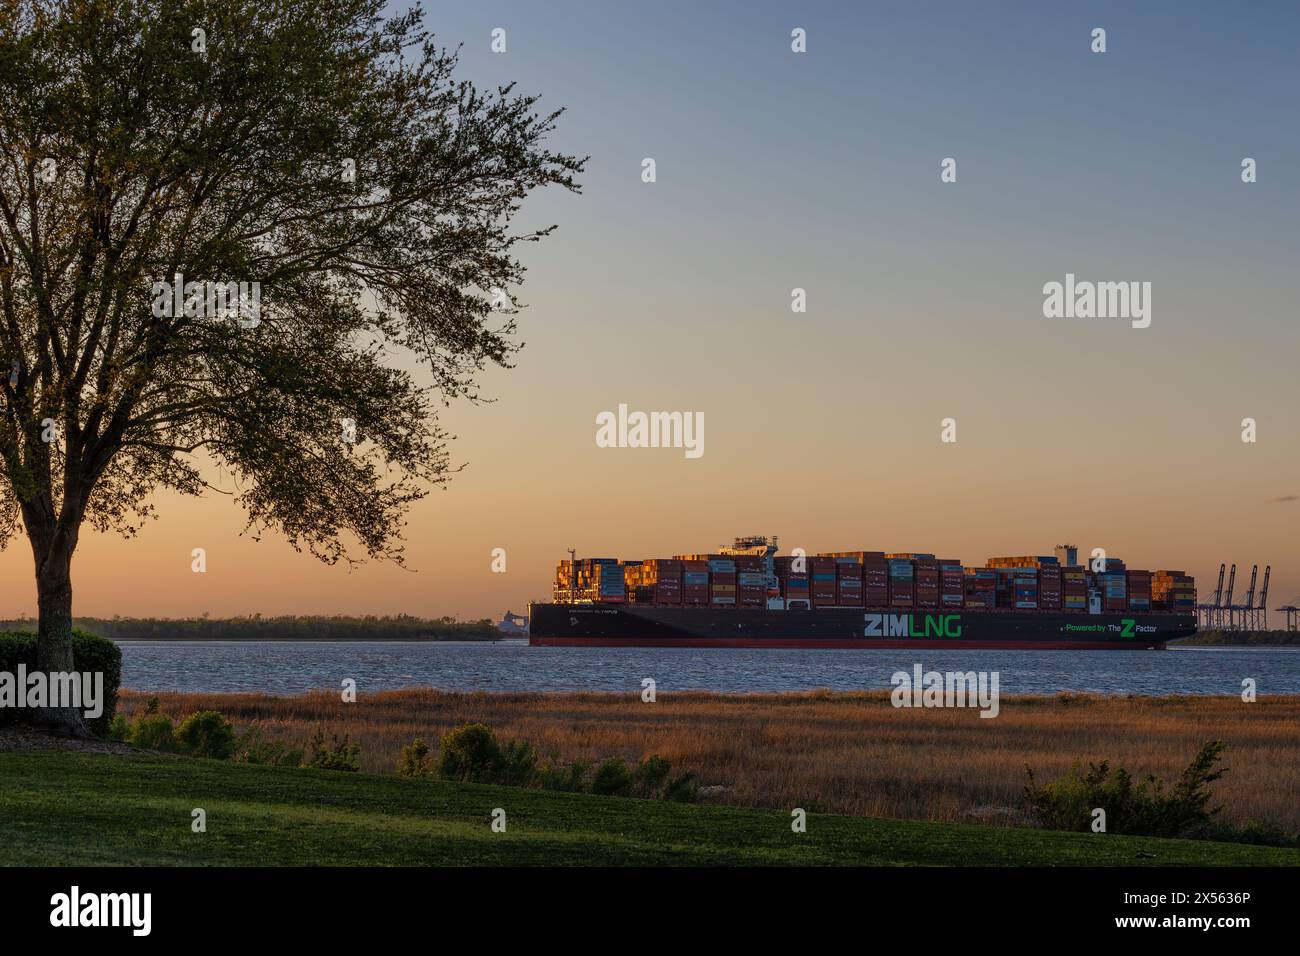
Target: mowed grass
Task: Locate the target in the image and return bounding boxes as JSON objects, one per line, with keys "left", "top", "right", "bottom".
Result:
{"left": 120, "top": 689, "right": 1300, "bottom": 834}
{"left": 0, "top": 750, "right": 1296, "bottom": 866}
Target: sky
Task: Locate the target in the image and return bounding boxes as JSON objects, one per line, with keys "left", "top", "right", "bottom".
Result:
{"left": 2, "top": 0, "right": 1298, "bottom": 620}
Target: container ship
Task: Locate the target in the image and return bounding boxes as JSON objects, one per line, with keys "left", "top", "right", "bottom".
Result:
{"left": 528, "top": 537, "right": 1197, "bottom": 649}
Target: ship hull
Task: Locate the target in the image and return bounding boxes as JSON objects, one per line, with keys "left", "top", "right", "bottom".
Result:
{"left": 527, "top": 603, "right": 1195, "bottom": 649}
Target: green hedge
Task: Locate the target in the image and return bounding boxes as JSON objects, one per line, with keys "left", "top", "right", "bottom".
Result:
{"left": 0, "top": 629, "right": 122, "bottom": 737}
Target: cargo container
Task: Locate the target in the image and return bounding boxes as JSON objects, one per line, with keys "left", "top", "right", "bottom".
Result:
{"left": 536, "top": 540, "right": 1195, "bottom": 648}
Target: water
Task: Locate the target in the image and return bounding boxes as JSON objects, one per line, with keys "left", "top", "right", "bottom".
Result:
{"left": 116, "top": 641, "right": 1300, "bottom": 696}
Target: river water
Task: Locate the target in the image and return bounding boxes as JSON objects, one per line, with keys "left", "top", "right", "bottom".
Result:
{"left": 116, "top": 641, "right": 1300, "bottom": 696}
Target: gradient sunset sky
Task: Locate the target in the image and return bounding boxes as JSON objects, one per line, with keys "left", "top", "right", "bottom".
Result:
{"left": 3, "top": 1, "right": 1298, "bottom": 621}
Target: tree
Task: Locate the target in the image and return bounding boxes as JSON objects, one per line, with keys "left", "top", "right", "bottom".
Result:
{"left": 0, "top": 0, "right": 583, "bottom": 732}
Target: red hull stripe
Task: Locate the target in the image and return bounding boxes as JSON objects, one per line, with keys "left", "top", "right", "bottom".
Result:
{"left": 529, "top": 637, "right": 1166, "bottom": 650}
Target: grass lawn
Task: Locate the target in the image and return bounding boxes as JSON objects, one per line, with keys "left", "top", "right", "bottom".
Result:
{"left": 0, "top": 750, "right": 1296, "bottom": 866}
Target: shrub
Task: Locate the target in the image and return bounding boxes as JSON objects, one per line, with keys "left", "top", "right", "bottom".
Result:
{"left": 231, "top": 725, "right": 301, "bottom": 766}
{"left": 1026, "top": 740, "right": 1228, "bottom": 839}
{"left": 664, "top": 771, "right": 698, "bottom": 803}
{"left": 130, "top": 713, "right": 177, "bottom": 752}
{"left": 304, "top": 727, "right": 360, "bottom": 772}
{"left": 0, "top": 629, "right": 122, "bottom": 736}
{"left": 590, "top": 757, "right": 634, "bottom": 796}
{"left": 174, "top": 711, "right": 236, "bottom": 759}
{"left": 1219, "top": 821, "right": 1298, "bottom": 848}
{"left": 437, "top": 723, "right": 504, "bottom": 783}
{"left": 497, "top": 740, "right": 539, "bottom": 787}
{"left": 397, "top": 737, "right": 434, "bottom": 778}
{"left": 539, "top": 758, "right": 588, "bottom": 792}
{"left": 634, "top": 755, "right": 672, "bottom": 797}
{"left": 107, "top": 713, "right": 131, "bottom": 742}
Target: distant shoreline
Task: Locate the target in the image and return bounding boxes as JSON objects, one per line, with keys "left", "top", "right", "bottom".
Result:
{"left": 1171, "top": 630, "right": 1300, "bottom": 647}
{"left": 109, "top": 636, "right": 517, "bottom": 643}
{"left": 0, "top": 616, "right": 507, "bottom": 643}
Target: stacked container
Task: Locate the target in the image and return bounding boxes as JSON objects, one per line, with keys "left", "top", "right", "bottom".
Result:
{"left": 915, "top": 557, "right": 939, "bottom": 608}
{"left": 963, "top": 568, "right": 996, "bottom": 609}
{"left": 621, "top": 560, "right": 643, "bottom": 602}
{"left": 1099, "top": 570, "right": 1127, "bottom": 612}
{"left": 626, "top": 559, "right": 682, "bottom": 605}
{"left": 553, "top": 549, "right": 1194, "bottom": 614}
{"left": 835, "top": 557, "right": 864, "bottom": 607}
{"left": 811, "top": 557, "right": 838, "bottom": 608}
{"left": 939, "top": 559, "right": 964, "bottom": 608}
{"left": 1011, "top": 570, "right": 1039, "bottom": 609}
{"left": 888, "top": 558, "right": 915, "bottom": 607}
{"left": 1039, "top": 563, "right": 1062, "bottom": 611}
{"left": 595, "top": 560, "right": 626, "bottom": 602}
{"left": 553, "top": 558, "right": 626, "bottom": 602}
{"left": 1153, "top": 570, "right": 1196, "bottom": 611}
{"left": 774, "top": 556, "right": 811, "bottom": 607}
{"left": 736, "top": 554, "right": 766, "bottom": 608}
{"left": 682, "top": 560, "right": 710, "bottom": 605}
{"left": 1062, "top": 566, "right": 1088, "bottom": 612}
{"left": 863, "top": 553, "right": 888, "bottom": 606}
{"left": 825, "top": 552, "right": 888, "bottom": 605}
{"left": 993, "top": 568, "right": 1019, "bottom": 608}
{"left": 553, "top": 560, "right": 575, "bottom": 603}
{"left": 1126, "top": 570, "right": 1152, "bottom": 612}
{"left": 708, "top": 557, "right": 737, "bottom": 607}
{"left": 987, "top": 555, "right": 1058, "bottom": 569}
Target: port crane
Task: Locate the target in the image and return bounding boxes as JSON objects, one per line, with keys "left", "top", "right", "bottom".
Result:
{"left": 1277, "top": 598, "right": 1300, "bottom": 632}
{"left": 1237, "top": 565, "right": 1258, "bottom": 630}
{"left": 1197, "top": 563, "right": 1227, "bottom": 630}
{"left": 1221, "top": 564, "right": 1236, "bottom": 630}
{"left": 1200, "top": 562, "right": 1272, "bottom": 631}
{"left": 1255, "top": 565, "right": 1271, "bottom": 631}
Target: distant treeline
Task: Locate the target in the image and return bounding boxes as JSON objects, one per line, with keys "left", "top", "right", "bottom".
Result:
{"left": 1173, "top": 630, "right": 1300, "bottom": 646}
{"left": 0, "top": 615, "right": 502, "bottom": 642}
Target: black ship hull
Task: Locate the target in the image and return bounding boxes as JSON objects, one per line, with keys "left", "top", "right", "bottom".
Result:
{"left": 527, "top": 603, "right": 1195, "bottom": 649}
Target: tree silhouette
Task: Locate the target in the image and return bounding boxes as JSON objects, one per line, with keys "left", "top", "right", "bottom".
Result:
{"left": 0, "top": 0, "right": 583, "bottom": 731}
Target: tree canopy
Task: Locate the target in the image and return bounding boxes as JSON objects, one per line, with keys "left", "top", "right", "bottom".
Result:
{"left": 0, "top": 0, "right": 582, "bottom": 717}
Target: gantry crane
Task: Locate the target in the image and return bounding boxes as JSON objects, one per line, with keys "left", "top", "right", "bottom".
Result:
{"left": 1198, "top": 563, "right": 1227, "bottom": 630}
{"left": 1203, "top": 562, "right": 1275, "bottom": 631}
{"left": 1255, "top": 565, "right": 1271, "bottom": 630}
{"left": 1277, "top": 598, "right": 1300, "bottom": 632}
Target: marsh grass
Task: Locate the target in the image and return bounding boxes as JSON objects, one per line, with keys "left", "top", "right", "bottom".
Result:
{"left": 117, "top": 688, "right": 1300, "bottom": 833}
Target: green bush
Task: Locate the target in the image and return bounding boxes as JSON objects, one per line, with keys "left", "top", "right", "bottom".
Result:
{"left": 539, "top": 758, "right": 588, "bottom": 792}
{"left": 232, "top": 728, "right": 304, "bottom": 767}
{"left": 437, "top": 723, "right": 504, "bottom": 783}
{"left": 497, "top": 740, "right": 539, "bottom": 787}
{"left": 304, "top": 727, "right": 360, "bottom": 772}
{"left": 1026, "top": 740, "right": 1229, "bottom": 839}
{"left": 425, "top": 725, "right": 690, "bottom": 802}
{"left": 174, "top": 711, "right": 236, "bottom": 759}
{"left": 107, "top": 713, "right": 131, "bottom": 742}
{"left": 634, "top": 755, "right": 672, "bottom": 797}
{"left": 397, "top": 737, "right": 434, "bottom": 778}
{"left": 664, "top": 771, "right": 699, "bottom": 803}
{"left": 130, "top": 713, "right": 178, "bottom": 751}
{"left": 0, "top": 629, "right": 122, "bottom": 736}
{"left": 590, "top": 757, "right": 634, "bottom": 796}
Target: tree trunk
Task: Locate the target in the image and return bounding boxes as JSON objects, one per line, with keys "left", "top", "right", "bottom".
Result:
{"left": 34, "top": 544, "right": 90, "bottom": 737}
